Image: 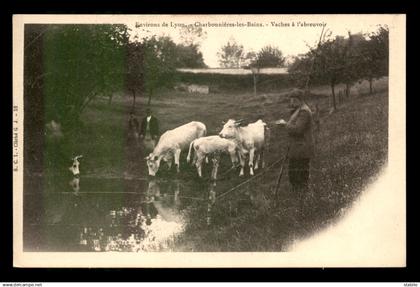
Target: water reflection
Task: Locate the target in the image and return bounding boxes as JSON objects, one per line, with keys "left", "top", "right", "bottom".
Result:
{"left": 26, "top": 172, "right": 257, "bottom": 252}
{"left": 77, "top": 177, "right": 187, "bottom": 252}
{"left": 69, "top": 177, "right": 80, "bottom": 193}
{"left": 206, "top": 182, "right": 217, "bottom": 226}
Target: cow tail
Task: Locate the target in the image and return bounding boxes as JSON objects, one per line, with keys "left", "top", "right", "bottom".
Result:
{"left": 187, "top": 140, "right": 195, "bottom": 163}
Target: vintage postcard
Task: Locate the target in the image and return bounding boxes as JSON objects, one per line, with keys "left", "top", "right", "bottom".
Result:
{"left": 13, "top": 14, "right": 406, "bottom": 267}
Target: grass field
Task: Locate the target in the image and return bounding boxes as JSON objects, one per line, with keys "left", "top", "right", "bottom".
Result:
{"left": 45, "top": 77, "right": 388, "bottom": 251}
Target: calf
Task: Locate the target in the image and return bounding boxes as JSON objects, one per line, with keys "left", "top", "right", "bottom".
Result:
{"left": 187, "top": 135, "right": 243, "bottom": 180}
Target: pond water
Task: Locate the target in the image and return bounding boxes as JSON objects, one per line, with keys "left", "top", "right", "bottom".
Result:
{"left": 23, "top": 172, "right": 254, "bottom": 252}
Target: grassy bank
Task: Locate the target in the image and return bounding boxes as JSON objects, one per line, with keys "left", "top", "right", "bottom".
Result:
{"left": 172, "top": 82, "right": 388, "bottom": 251}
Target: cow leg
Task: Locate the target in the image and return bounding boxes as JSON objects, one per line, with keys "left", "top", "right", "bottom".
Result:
{"left": 195, "top": 155, "right": 204, "bottom": 178}
{"left": 249, "top": 149, "right": 255, "bottom": 176}
{"left": 193, "top": 152, "right": 198, "bottom": 166}
{"left": 261, "top": 147, "right": 265, "bottom": 169}
{"left": 211, "top": 154, "right": 221, "bottom": 180}
{"left": 255, "top": 153, "right": 260, "bottom": 170}
{"left": 237, "top": 151, "right": 245, "bottom": 177}
{"left": 229, "top": 151, "right": 238, "bottom": 168}
{"left": 174, "top": 149, "right": 181, "bottom": 173}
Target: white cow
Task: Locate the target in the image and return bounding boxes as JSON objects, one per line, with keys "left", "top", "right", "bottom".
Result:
{"left": 145, "top": 121, "right": 207, "bottom": 176}
{"left": 186, "top": 135, "right": 244, "bottom": 180}
{"left": 219, "top": 119, "right": 268, "bottom": 176}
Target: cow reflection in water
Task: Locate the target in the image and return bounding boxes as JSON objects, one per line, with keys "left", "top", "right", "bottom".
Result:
{"left": 79, "top": 178, "right": 186, "bottom": 252}
{"left": 206, "top": 182, "right": 217, "bottom": 226}
{"left": 205, "top": 182, "right": 258, "bottom": 226}
{"left": 145, "top": 179, "right": 184, "bottom": 228}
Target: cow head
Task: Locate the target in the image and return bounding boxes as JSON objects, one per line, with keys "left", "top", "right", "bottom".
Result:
{"left": 219, "top": 119, "right": 243, "bottom": 139}
{"left": 69, "top": 155, "right": 83, "bottom": 176}
{"left": 145, "top": 153, "right": 161, "bottom": 176}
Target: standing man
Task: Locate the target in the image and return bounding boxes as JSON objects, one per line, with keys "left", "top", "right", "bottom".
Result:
{"left": 276, "top": 89, "right": 315, "bottom": 216}
{"left": 140, "top": 107, "right": 160, "bottom": 153}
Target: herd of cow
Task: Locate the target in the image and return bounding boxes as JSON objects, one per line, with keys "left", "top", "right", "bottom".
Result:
{"left": 144, "top": 119, "right": 269, "bottom": 180}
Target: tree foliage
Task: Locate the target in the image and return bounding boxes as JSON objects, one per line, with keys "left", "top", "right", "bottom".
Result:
{"left": 357, "top": 26, "right": 389, "bottom": 94}
{"left": 241, "top": 51, "right": 257, "bottom": 68}
{"left": 42, "top": 24, "right": 129, "bottom": 126}
{"left": 126, "top": 34, "right": 207, "bottom": 106}
{"left": 41, "top": 24, "right": 208, "bottom": 124}
{"left": 179, "top": 25, "right": 207, "bottom": 47}
{"left": 288, "top": 26, "right": 389, "bottom": 110}
{"left": 174, "top": 44, "right": 207, "bottom": 68}
{"left": 253, "top": 45, "right": 285, "bottom": 68}
{"left": 142, "top": 36, "right": 178, "bottom": 96}
{"left": 217, "top": 38, "right": 245, "bottom": 68}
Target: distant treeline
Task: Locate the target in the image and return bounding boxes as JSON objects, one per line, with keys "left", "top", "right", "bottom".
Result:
{"left": 175, "top": 72, "right": 292, "bottom": 93}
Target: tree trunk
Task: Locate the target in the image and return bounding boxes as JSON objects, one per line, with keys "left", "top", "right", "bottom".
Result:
{"left": 131, "top": 90, "right": 136, "bottom": 110}
{"left": 345, "top": 83, "right": 351, "bottom": 98}
{"left": 331, "top": 83, "right": 337, "bottom": 111}
{"left": 369, "top": 78, "right": 373, "bottom": 95}
{"left": 147, "top": 90, "right": 153, "bottom": 106}
{"left": 253, "top": 73, "right": 257, "bottom": 97}
{"left": 108, "top": 93, "right": 113, "bottom": 105}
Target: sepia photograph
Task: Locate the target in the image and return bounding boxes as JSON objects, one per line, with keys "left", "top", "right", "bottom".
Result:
{"left": 13, "top": 14, "right": 405, "bottom": 267}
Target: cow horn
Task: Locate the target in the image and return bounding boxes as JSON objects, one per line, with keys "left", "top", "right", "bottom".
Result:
{"left": 221, "top": 121, "right": 226, "bottom": 125}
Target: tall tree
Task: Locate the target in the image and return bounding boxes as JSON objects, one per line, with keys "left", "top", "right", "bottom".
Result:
{"left": 358, "top": 26, "right": 389, "bottom": 95}
{"left": 174, "top": 44, "right": 207, "bottom": 68}
{"left": 315, "top": 36, "right": 349, "bottom": 110}
{"left": 254, "top": 45, "right": 285, "bottom": 68}
{"left": 290, "top": 35, "right": 349, "bottom": 111}
{"left": 217, "top": 38, "right": 245, "bottom": 68}
{"left": 126, "top": 35, "right": 203, "bottom": 107}
{"left": 176, "top": 25, "right": 208, "bottom": 68}
{"left": 42, "top": 24, "right": 129, "bottom": 127}
{"left": 288, "top": 54, "right": 316, "bottom": 88}
{"left": 341, "top": 32, "right": 366, "bottom": 98}
{"left": 126, "top": 41, "right": 144, "bottom": 110}
{"left": 141, "top": 36, "right": 178, "bottom": 105}
{"left": 242, "top": 51, "right": 257, "bottom": 68}
{"left": 179, "top": 25, "right": 207, "bottom": 47}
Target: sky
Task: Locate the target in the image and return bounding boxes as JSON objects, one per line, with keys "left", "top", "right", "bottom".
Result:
{"left": 125, "top": 15, "right": 393, "bottom": 67}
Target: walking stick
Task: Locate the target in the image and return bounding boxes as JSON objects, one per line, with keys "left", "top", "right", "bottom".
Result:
{"left": 274, "top": 145, "right": 290, "bottom": 204}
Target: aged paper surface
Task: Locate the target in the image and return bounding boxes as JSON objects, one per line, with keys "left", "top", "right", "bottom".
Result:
{"left": 13, "top": 14, "right": 405, "bottom": 267}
